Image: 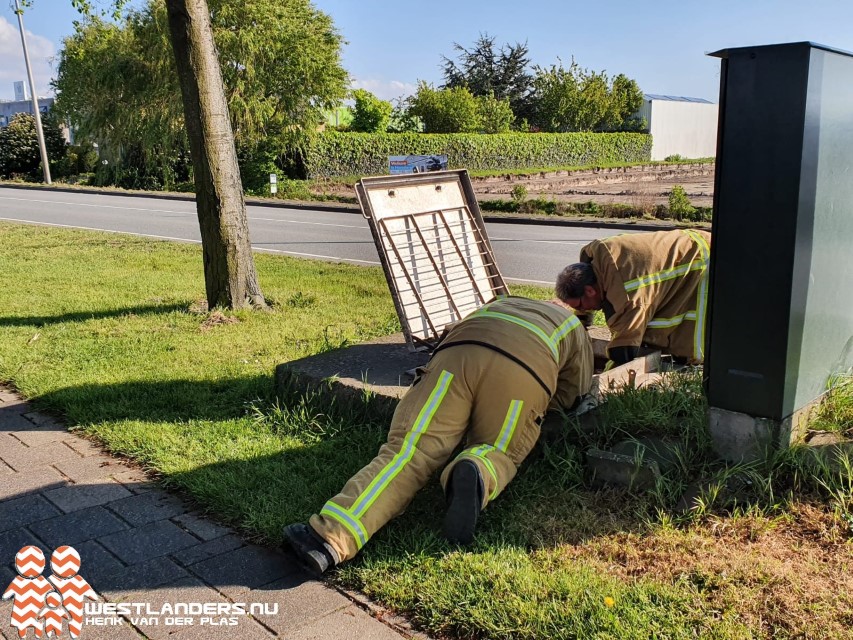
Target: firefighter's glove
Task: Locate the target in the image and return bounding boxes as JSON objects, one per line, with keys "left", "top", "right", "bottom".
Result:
{"left": 571, "top": 393, "right": 598, "bottom": 417}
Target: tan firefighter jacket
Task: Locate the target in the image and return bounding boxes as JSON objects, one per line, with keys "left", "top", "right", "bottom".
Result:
{"left": 579, "top": 229, "right": 711, "bottom": 362}
{"left": 432, "top": 296, "right": 593, "bottom": 412}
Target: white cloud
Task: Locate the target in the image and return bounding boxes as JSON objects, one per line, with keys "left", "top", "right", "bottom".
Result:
{"left": 0, "top": 16, "right": 56, "bottom": 101}
{"left": 351, "top": 78, "right": 418, "bottom": 102}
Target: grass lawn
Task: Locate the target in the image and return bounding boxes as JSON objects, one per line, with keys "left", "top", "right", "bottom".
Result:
{"left": 1, "top": 222, "right": 851, "bottom": 639}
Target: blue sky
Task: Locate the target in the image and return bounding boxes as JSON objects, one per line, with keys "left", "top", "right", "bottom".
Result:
{"left": 2, "top": 0, "right": 852, "bottom": 103}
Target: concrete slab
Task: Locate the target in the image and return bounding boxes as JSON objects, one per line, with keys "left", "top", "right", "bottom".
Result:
{"left": 275, "top": 333, "right": 429, "bottom": 410}
{"left": 586, "top": 448, "right": 661, "bottom": 490}
{"left": 610, "top": 437, "right": 680, "bottom": 471}
{"left": 275, "top": 328, "right": 664, "bottom": 416}
{"left": 708, "top": 407, "right": 777, "bottom": 462}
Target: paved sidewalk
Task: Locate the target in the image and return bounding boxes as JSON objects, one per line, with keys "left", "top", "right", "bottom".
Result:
{"left": 0, "top": 386, "right": 418, "bottom": 640}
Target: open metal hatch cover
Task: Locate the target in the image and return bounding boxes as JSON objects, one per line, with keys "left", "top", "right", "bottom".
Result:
{"left": 356, "top": 169, "right": 509, "bottom": 352}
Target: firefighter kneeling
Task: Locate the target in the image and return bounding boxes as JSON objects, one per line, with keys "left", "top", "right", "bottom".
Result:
{"left": 283, "top": 296, "right": 593, "bottom": 574}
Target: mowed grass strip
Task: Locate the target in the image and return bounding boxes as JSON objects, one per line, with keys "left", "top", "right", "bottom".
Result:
{"left": 1, "top": 222, "right": 851, "bottom": 639}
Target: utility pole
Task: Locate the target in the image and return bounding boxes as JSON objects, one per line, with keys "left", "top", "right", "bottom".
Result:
{"left": 13, "top": 0, "right": 51, "bottom": 184}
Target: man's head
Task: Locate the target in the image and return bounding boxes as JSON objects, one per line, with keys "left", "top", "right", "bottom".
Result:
{"left": 555, "top": 263, "right": 603, "bottom": 311}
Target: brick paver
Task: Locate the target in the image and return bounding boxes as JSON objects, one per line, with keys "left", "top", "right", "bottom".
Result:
{"left": 0, "top": 386, "right": 418, "bottom": 639}
{"left": 29, "top": 504, "right": 130, "bottom": 547}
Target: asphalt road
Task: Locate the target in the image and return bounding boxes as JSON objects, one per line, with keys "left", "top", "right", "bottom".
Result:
{"left": 0, "top": 187, "right": 637, "bottom": 285}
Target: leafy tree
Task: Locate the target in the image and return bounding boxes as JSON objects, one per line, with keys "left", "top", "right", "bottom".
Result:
{"left": 406, "top": 83, "right": 481, "bottom": 133}
{"left": 47, "top": 0, "right": 348, "bottom": 309}
{"left": 442, "top": 32, "right": 533, "bottom": 123}
{"left": 477, "top": 92, "right": 514, "bottom": 134}
{"left": 0, "top": 112, "right": 67, "bottom": 179}
{"left": 387, "top": 97, "right": 422, "bottom": 133}
{"left": 350, "top": 89, "right": 392, "bottom": 133}
{"left": 55, "top": 0, "right": 348, "bottom": 182}
{"left": 602, "top": 74, "right": 645, "bottom": 131}
{"left": 530, "top": 60, "right": 643, "bottom": 133}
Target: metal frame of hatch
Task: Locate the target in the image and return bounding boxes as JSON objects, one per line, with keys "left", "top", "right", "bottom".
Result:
{"left": 356, "top": 170, "right": 509, "bottom": 352}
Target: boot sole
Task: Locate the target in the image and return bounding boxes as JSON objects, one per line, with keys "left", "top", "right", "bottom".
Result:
{"left": 282, "top": 524, "right": 331, "bottom": 575}
{"left": 443, "top": 460, "right": 481, "bottom": 545}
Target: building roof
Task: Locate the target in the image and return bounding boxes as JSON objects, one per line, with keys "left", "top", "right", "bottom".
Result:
{"left": 644, "top": 93, "right": 714, "bottom": 104}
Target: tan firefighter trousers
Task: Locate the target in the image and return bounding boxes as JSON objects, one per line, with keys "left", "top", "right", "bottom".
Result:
{"left": 309, "top": 344, "right": 552, "bottom": 562}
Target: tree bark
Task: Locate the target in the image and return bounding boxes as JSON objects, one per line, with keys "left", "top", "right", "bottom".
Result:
{"left": 165, "top": 0, "right": 266, "bottom": 309}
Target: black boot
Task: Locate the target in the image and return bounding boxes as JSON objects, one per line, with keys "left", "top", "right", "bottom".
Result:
{"left": 443, "top": 459, "right": 484, "bottom": 545}
{"left": 282, "top": 523, "right": 340, "bottom": 575}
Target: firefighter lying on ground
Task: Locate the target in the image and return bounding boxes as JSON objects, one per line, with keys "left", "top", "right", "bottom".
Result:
{"left": 555, "top": 229, "right": 711, "bottom": 367}
{"left": 283, "top": 296, "right": 593, "bottom": 575}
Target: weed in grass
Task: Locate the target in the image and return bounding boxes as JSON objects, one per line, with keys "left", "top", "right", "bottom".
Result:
{"left": 628, "top": 190, "right": 658, "bottom": 218}
{"left": 811, "top": 374, "right": 853, "bottom": 434}
{"left": 284, "top": 291, "right": 317, "bottom": 309}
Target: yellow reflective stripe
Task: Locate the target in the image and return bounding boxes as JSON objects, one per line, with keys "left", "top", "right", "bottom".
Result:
{"left": 320, "top": 502, "right": 368, "bottom": 550}
{"left": 624, "top": 231, "right": 710, "bottom": 294}
{"left": 550, "top": 314, "right": 581, "bottom": 343}
{"left": 684, "top": 229, "right": 710, "bottom": 261}
{"left": 694, "top": 270, "right": 709, "bottom": 360}
{"left": 683, "top": 230, "right": 710, "bottom": 360}
{"left": 456, "top": 445, "right": 500, "bottom": 501}
{"left": 494, "top": 400, "right": 523, "bottom": 452}
{"left": 470, "top": 310, "right": 558, "bottom": 359}
{"left": 350, "top": 370, "right": 454, "bottom": 518}
{"left": 623, "top": 260, "right": 705, "bottom": 292}
{"left": 647, "top": 311, "right": 698, "bottom": 329}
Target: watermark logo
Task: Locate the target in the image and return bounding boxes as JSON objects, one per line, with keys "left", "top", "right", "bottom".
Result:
{"left": 3, "top": 544, "right": 96, "bottom": 638}
{"left": 5, "top": 544, "right": 279, "bottom": 636}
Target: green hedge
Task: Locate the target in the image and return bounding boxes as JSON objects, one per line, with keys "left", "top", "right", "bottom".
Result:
{"left": 304, "top": 131, "right": 652, "bottom": 178}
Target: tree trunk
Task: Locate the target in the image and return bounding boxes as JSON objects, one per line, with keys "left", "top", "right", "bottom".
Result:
{"left": 165, "top": 0, "right": 266, "bottom": 310}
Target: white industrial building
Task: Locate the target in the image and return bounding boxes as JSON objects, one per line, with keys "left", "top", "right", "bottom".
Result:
{"left": 0, "top": 98, "right": 54, "bottom": 128}
{"left": 635, "top": 94, "right": 719, "bottom": 161}
{"left": 0, "top": 81, "right": 54, "bottom": 128}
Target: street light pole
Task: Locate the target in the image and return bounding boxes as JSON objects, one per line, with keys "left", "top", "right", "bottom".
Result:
{"left": 13, "top": 0, "right": 51, "bottom": 184}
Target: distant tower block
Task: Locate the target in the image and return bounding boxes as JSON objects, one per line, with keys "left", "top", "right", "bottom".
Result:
{"left": 13, "top": 80, "right": 28, "bottom": 102}
{"left": 706, "top": 42, "right": 853, "bottom": 460}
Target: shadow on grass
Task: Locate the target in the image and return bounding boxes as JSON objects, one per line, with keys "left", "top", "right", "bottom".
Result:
{"left": 0, "top": 303, "right": 189, "bottom": 328}
{"left": 27, "top": 372, "right": 658, "bottom": 552}
{"left": 32, "top": 375, "right": 275, "bottom": 424}
{"left": 156, "top": 423, "right": 654, "bottom": 559}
